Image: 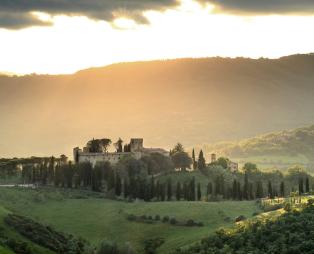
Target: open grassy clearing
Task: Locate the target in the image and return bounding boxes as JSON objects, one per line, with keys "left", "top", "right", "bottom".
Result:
{"left": 0, "top": 187, "right": 260, "bottom": 253}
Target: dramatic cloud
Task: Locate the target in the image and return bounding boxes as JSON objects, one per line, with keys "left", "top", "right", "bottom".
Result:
{"left": 1, "top": 0, "right": 314, "bottom": 29}
{"left": 0, "top": 0, "right": 179, "bottom": 29}
{"left": 201, "top": 0, "right": 314, "bottom": 15}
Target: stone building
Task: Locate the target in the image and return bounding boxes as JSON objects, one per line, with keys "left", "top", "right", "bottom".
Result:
{"left": 73, "top": 138, "right": 169, "bottom": 166}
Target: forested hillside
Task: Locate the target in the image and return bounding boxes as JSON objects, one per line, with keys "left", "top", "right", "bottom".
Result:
{"left": 197, "top": 125, "right": 314, "bottom": 164}
{"left": 1, "top": 54, "right": 314, "bottom": 157}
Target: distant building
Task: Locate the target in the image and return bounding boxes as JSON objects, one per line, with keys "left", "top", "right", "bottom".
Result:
{"left": 228, "top": 161, "right": 238, "bottom": 171}
{"left": 73, "top": 138, "right": 169, "bottom": 166}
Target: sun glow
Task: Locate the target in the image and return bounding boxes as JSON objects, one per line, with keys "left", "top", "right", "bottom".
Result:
{"left": 0, "top": 0, "right": 314, "bottom": 74}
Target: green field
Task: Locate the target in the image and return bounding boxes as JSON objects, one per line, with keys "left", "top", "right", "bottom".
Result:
{"left": 0, "top": 187, "right": 260, "bottom": 253}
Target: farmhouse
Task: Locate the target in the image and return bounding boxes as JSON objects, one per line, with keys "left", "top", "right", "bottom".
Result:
{"left": 73, "top": 138, "right": 169, "bottom": 166}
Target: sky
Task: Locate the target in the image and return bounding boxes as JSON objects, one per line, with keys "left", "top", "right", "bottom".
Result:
{"left": 1, "top": 0, "right": 314, "bottom": 75}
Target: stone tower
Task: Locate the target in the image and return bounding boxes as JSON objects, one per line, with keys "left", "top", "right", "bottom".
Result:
{"left": 130, "top": 138, "right": 144, "bottom": 152}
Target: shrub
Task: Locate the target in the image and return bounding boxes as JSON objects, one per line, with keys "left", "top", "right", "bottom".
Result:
{"left": 263, "top": 204, "right": 283, "bottom": 212}
{"left": 127, "top": 214, "right": 137, "bottom": 221}
{"left": 97, "top": 240, "right": 119, "bottom": 254}
{"left": 186, "top": 219, "right": 195, "bottom": 227}
{"left": 148, "top": 215, "right": 153, "bottom": 220}
{"left": 162, "top": 216, "right": 169, "bottom": 223}
{"left": 140, "top": 215, "right": 147, "bottom": 220}
{"left": 224, "top": 217, "right": 231, "bottom": 222}
{"left": 143, "top": 238, "right": 165, "bottom": 254}
{"left": 235, "top": 215, "right": 246, "bottom": 222}
{"left": 155, "top": 215, "right": 160, "bottom": 221}
{"left": 170, "top": 218, "right": 177, "bottom": 225}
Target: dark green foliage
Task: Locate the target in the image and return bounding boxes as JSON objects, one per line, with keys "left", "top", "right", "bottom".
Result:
{"left": 167, "top": 178, "right": 172, "bottom": 201}
{"left": 4, "top": 238, "right": 32, "bottom": 254}
{"left": 235, "top": 215, "right": 246, "bottom": 222}
{"left": 207, "top": 182, "right": 213, "bottom": 196}
{"left": 305, "top": 177, "right": 310, "bottom": 193}
{"left": 177, "top": 203, "right": 314, "bottom": 254}
{"left": 176, "top": 182, "right": 182, "bottom": 201}
{"left": 197, "top": 150, "right": 206, "bottom": 171}
{"left": 143, "top": 238, "right": 165, "bottom": 254}
{"left": 192, "top": 149, "right": 197, "bottom": 170}
{"left": 197, "top": 183, "right": 201, "bottom": 201}
{"left": 299, "top": 177, "right": 304, "bottom": 194}
{"left": 4, "top": 214, "right": 88, "bottom": 254}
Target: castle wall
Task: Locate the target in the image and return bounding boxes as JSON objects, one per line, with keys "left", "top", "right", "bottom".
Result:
{"left": 77, "top": 152, "right": 134, "bottom": 166}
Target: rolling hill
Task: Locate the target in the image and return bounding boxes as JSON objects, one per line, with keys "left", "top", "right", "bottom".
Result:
{"left": 1, "top": 54, "right": 314, "bottom": 157}
{"left": 196, "top": 125, "right": 314, "bottom": 169}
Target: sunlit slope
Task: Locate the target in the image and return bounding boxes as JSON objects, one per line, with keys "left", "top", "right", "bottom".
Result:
{"left": 1, "top": 54, "right": 314, "bottom": 157}
{"left": 196, "top": 124, "right": 314, "bottom": 169}
{"left": 0, "top": 188, "right": 259, "bottom": 253}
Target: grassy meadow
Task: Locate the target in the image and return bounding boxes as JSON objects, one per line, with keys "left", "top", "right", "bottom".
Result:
{"left": 0, "top": 187, "right": 260, "bottom": 253}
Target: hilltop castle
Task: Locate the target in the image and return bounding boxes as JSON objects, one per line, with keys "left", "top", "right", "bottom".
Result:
{"left": 73, "top": 138, "right": 169, "bottom": 166}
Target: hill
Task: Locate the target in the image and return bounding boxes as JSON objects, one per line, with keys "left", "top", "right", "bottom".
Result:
{"left": 0, "top": 187, "right": 259, "bottom": 253}
{"left": 1, "top": 54, "right": 314, "bottom": 157}
{"left": 196, "top": 125, "right": 314, "bottom": 168}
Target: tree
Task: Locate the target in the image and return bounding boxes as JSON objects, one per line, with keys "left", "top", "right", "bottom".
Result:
{"left": 114, "top": 138, "right": 123, "bottom": 153}
{"left": 176, "top": 182, "right": 182, "bottom": 201}
{"left": 268, "top": 181, "right": 273, "bottom": 199}
{"left": 306, "top": 177, "right": 310, "bottom": 193}
{"left": 197, "top": 183, "right": 202, "bottom": 201}
{"left": 115, "top": 174, "right": 122, "bottom": 196}
{"left": 215, "top": 157, "right": 229, "bottom": 169}
{"left": 150, "top": 176, "right": 155, "bottom": 198}
{"left": 192, "top": 149, "right": 197, "bottom": 170}
{"left": 232, "top": 179, "right": 238, "bottom": 200}
{"left": 243, "top": 162, "right": 257, "bottom": 173}
{"left": 299, "top": 178, "right": 304, "bottom": 194}
{"left": 255, "top": 181, "right": 264, "bottom": 198}
{"left": 207, "top": 182, "right": 213, "bottom": 197}
{"left": 171, "top": 152, "right": 192, "bottom": 171}
{"left": 197, "top": 150, "right": 206, "bottom": 171}
{"left": 243, "top": 172, "right": 249, "bottom": 200}
{"left": 280, "top": 181, "right": 285, "bottom": 197}
{"left": 167, "top": 178, "right": 172, "bottom": 201}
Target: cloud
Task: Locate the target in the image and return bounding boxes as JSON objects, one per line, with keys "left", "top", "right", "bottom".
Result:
{"left": 1, "top": 0, "right": 314, "bottom": 29}
{"left": 200, "top": 0, "right": 314, "bottom": 15}
{"left": 0, "top": 0, "right": 179, "bottom": 29}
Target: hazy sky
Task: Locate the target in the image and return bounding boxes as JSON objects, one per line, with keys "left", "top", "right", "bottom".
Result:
{"left": 1, "top": 0, "right": 314, "bottom": 75}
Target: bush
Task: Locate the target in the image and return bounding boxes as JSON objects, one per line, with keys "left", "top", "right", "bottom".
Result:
{"left": 6, "top": 239, "right": 33, "bottom": 254}
{"left": 186, "top": 219, "right": 195, "bottom": 227}
{"left": 148, "top": 215, "right": 153, "bottom": 220}
{"left": 97, "top": 240, "right": 119, "bottom": 254}
{"left": 144, "top": 238, "right": 165, "bottom": 254}
{"left": 140, "top": 215, "right": 147, "bottom": 220}
{"left": 155, "top": 215, "right": 160, "bottom": 221}
{"left": 263, "top": 204, "right": 283, "bottom": 212}
{"left": 235, "top": 215, "right": 246, "bottom": 222}
{"left": 170, "top": 218, "right": 177, "bottom": 225}
{"left": 162, "top": 216, "right": 169, "bottom": 223}
{"left": 127, "top": 214, "right": 137, "bottom": 221}
{"left": 252, "top": 212, "right": 260, "bottom": 216}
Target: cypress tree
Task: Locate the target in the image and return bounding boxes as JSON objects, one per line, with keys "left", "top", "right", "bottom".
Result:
{"left": 232, "top": 179, "right": 237, "bottom": 200}
{"left": 124, "top": 180, "right": 129, "bottom": 199}
{"left": 190, "top": 177, "right": 196, "bottom": 201}
{"left": 237, "top": 181, "right": 242, "bottom": 200}
{"left": 167, "top": 178, "right": 172, "bottom": 201}
{"left": 183, "top": 182, "right": 188, "bottom": 200}
{"left": 197, "top": 183, "right": 202, "bottom": 201}
{"left": 268, "top": 181, "right": 273, "bottom": 199}
{"left": 255, "top": 181, "right": 264, "bottom": 198}
{"left": 280, "top": 181, "right": 285, "bottom": 197}
{"left": 150, "top": 176, "right": 155, "bottom": 199}
{"left": 156, "top": 180, "right": 161, "bottom": 201}
{"left": 161, "top": 184, "right": 166, "bottom": 201}
{"left": 207, "top": 182, "right": 213, "bottom": 197}
{"left": 243, "top": 173, "right": 249, "bottom": 200}
{"left": 306, "top": 177, "right": 310, "bottom": 193}
{"left": 176, "top": 182, "right": 182, "bottom": 201}
{"left": 192, "top": 149, "right": 197, "bottom": 170}
{"left": 115, "top": 174, "right": 122, "bottom": 196}
{"left": 197, "top": 150, "right": 206, "bottom": 171}
{"left": 299, "top": 178, "right": 304, "bottom": 195}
